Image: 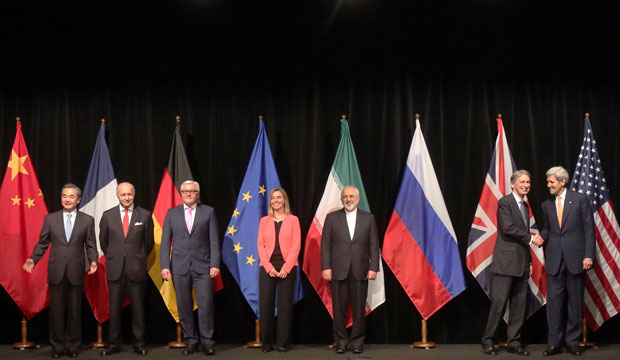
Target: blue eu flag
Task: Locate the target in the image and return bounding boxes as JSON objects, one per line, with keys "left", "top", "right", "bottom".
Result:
{"left": 222, "top": 120, "right": 303, "bottom": 317}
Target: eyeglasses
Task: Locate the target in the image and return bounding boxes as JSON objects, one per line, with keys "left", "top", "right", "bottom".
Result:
{"left": 181, "top": 190, "right": 199, "bottom": 195}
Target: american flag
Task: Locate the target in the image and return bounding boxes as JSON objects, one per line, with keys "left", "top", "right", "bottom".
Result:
{"left": 466, "top": 118, "right": 547, "bottom": 319}
{"left": 570, "top": 116, "right": 620, "bottom": 331}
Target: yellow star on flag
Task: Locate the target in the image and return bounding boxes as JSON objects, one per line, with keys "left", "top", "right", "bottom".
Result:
{"left": 38, "top": 188, "right": 44, "bottom": 197}
{"left": 25, "top": 198, "right": 35, "bottom": 208}
{"left": 11, "top": 195, "right": 22, "bottom": 206}
{"left": 232, "top": 208, "right": 241, "bottom": 218}
{"left": 227, "top": 225, "right": 238, "bottom": 236}
{"left": 246, "top": 254, "right": 256, "bottom": 266}
{"left": 258, "top": 185, "right": 266, "bottom": 196}
{"left": 233, "top": 242, "right": 243, "bottom": 253}
{"left": 242, "top": 191, "right": 252, "bottom": 202}
{"left": 7, "top": 150, "right": 29, "bottom": 181}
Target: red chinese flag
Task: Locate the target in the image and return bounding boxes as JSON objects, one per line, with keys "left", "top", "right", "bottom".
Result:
{"left": 0, "top": 121, "right": 50, "bottom": 319}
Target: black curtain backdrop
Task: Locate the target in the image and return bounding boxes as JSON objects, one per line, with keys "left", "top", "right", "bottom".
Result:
{"left": 1, "top": 0, "right": 619, "bottom": 345}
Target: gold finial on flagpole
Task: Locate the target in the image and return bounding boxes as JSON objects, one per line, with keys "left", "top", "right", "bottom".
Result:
{"left": 585, "top": 113, "right": 590, "bottom": 119}
{"left": 16, "top": 117, "right": 21, "bottom": 124}
{"left": 176, "top": 115, "right": 181, "bottom": 123}
{"left": 497, "top": 113, "right": 502, "bottom": 119}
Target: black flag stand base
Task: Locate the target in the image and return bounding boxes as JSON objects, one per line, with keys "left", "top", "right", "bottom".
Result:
{"left": 579, "top": 318, "right": 598, "bottom": 349}
{"left": 411, "top": 319, "right": 436, "bottom": 349}
{"left": 13, "top": 317, "right": 37, "bottom": 350}
{"left": 167, "top": 323, "right": 186, "bottom": 348}
{"left": 89, "top": 323, "right": 107, "bottom": 349}
{"left": 244, "top": 319, "right": 262, "bottom": 348}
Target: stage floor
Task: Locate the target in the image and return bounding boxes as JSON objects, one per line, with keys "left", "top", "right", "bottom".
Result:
{"left": 5, "top": 344, "right": 620, "bottom": 359}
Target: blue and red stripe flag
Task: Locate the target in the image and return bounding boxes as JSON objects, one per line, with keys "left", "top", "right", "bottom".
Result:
{"left": 570, "top": 115, "right": 620, "bottom": 330}
{"left": 383, "top": 118, "right": 466, "bottom": 319}
{"left": 466, "top": 117, "right": 546, "bottom": 319}
{"left": 80, "top": 121, "right": 119, "bottom": 323}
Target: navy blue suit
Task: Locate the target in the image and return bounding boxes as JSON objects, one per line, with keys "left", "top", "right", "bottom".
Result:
{"left": 160, "top": 203, "right": 220, "bottom": 346}
{"left": 541, "top": 190, "right": 595, "bottom": 347}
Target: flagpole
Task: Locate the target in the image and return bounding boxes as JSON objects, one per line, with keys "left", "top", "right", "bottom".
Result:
{"left": 11, "top": 118, "right": 37, "bottom": 351}
{"left": 244, "top": 115, "right": 264, "bottom": 350}
{"left": 408, "top": 114, "right": 437, "bottom": 350}
{"left": 577, "top": 112, "right": 598, "bottom": 351}
{"left": 326, "top": 114, "right": 353, "bottom": 352}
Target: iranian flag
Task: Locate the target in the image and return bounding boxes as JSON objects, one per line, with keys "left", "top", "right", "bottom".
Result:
{"left": 302, "top": 117, "right": 385, "bottom": 321}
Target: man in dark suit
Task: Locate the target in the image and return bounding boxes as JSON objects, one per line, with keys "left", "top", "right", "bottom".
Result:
{"left": 541, "top": 166, "right": 595, "bottom": 357}
{"left": 481, "top": 170, "right": 543, "bottom": 356}
{"left": 160, "top": 180, "right": 220, "bottom": 356}
{"left": 321, "top": 185, "right": 379, "bottom": 355}
{"left": 99, "top": 182, "right": 154, "bottom": 356}
{"left": 23, "top": 183, "right": 98, "bottom": 359}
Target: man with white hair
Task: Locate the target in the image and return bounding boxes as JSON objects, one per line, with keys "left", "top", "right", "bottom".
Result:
{"left": 160, "top": 180, "right": 221, "bottom": 356}
{"left": 540, "top": 166, "right": 595, "bottom": 357}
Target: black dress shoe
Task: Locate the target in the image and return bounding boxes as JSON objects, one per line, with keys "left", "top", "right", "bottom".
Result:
{"left": 335, "top": 347, "right": 345, "bottom": 354}
{"left": 203, "top": 345, "right": 215, "bottom": 356}
{"left": 277, "top": 346, "right": 288, "bottom": 353}
{"left": 51, "top": 351, "right": 64, "bottom": 359}
{"left": 100, "top": 345, "right": 121, "bottom": 356}
{"left": 261, "top": 345, "right": 272, "bottom": 353}
{"left": 133, "top": 346, "right": 148, "bottom": 355}
{"left": 182, "top": 344, "right": 196, "bottom": 355}
{"left": 507, "top": 347, "right": 530, "bottom": 356}
{"left": 68, "top": 351, "right": 79, "bottom": 358}
{"left": 352, "top": 347, "right": 363, "bottom": 354}
{"left": 567, "top": 346, "right": 582, "bottom": 356}
{"left": 482, "top": 344, "right": 498, "bottom": 355}
{"left": 542, "top": 346, "right": 561, "bottom": 356}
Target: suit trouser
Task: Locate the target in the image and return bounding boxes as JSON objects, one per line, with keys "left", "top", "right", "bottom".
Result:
{"left": 49, "top": 272, "right": 82, "bottom": 353}
{"left": 259, "top": 266, "right": 297, "bottom": 347}
{"left": 330, "top": 270, "right": 368, "bottom": 349}
{"left": 481, "top": 272, "right": 528, "bottom": 348}
{"left": 547, "top": 258, "right": 586, "bottom": 347}
{"left": 173, "top": 268, "right": 215, "bottom": 345}
{"left": 107, "top": 261, "right": 147, "bottom": 347}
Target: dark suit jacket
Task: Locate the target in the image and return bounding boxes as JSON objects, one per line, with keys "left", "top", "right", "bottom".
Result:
{"left": 321, "top": 208, "right": 380, "bottom": 281}
{"left": 257, "top": 214, "right": 301, "bottom": 274}
{"left": 160, "top": 203, "right": 221, "bottom": 275}
{"left": 491, "top": 194, "right": 532, "bottom": 277}
{"left": 30, "top": 210, "right": 98, "bottom": 285}
{"left": 541, "top": 190, "right": 596, "bottom": 275}
{"left": 100, "top": 205, "right": 154, "bottom": 282}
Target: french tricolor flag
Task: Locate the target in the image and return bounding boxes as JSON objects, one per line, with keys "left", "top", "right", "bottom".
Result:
{"left": 80, "top": 121, "right": 118, "bottom": 324}
{"left": 382, "top": 118, "right": 466, "bottom": 320}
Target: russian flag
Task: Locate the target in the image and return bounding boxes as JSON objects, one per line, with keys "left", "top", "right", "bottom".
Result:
{"left": 382, "top": 118, "right": 466, "bottom": 320}
{"left": 80, "top": 121, "right": 118, "bottom": 323}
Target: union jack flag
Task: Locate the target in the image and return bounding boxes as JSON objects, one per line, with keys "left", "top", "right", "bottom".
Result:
{"left": 570, "top": 116, "right": 620, "bottom": 331}
{"left": 466, "top": 117, "right": 547, "bottom": 319}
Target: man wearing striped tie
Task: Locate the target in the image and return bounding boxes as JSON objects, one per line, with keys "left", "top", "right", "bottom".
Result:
{"left": 541, "top": 166, "right": 595, "bottom": 357}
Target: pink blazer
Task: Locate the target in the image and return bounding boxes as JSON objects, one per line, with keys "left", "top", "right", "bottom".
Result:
{"left": 257, "top": 214, "right": 301, "bottom": 274}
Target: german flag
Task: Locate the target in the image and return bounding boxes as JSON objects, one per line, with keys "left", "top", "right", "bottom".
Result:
{"left": 147, "top": 117, "right": 223, "bottom": 322}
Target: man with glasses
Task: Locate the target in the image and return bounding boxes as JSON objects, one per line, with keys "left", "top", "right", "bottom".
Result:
{"left": 321, "top": 185, "right": 379, "bottom": 355}
{"left": 160, "top": 180, "right": 220, "bottom": 356}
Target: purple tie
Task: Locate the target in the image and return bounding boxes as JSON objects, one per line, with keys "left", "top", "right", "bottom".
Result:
{"left": 185, "top": 207, "right": 193, "bottom": 234}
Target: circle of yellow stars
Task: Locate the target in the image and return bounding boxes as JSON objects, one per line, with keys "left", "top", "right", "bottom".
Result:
{"left": 226, "top": 184, "right": 269, "bottom": 266}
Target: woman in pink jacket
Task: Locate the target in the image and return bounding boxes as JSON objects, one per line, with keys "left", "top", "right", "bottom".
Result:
{"left": 257, "top": 187, "right": 301, "bottom": 353}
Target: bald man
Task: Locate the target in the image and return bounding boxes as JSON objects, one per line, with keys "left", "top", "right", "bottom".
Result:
{"left": 99, "top": 182, "right": 154, "bottom": 356}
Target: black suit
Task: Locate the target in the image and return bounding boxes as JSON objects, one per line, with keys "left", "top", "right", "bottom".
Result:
{"left": 321, "top": 208, "right": 379, "bottom": 349}
{"left": 541, "top": 190, "right": 595, "bottom": 347}
{"left": 99, "top": 205, "right": 154, "bottom": 347}
{"left": 482, "top": 194, "right": 532, "bottom": 348}
{"left": 30, "top": 210, "right": 98, "bottom": 354}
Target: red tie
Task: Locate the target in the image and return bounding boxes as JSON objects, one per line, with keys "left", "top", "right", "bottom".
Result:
{"left": 123, "top": 208, "right": 129, "bottom": 237}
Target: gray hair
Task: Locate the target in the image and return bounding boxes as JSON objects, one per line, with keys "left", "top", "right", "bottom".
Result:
{"left": 62, "top": 183, "right": 82, "bottom": 197}
{"left": 546, "top": 166, "right": 570, "bottom": 184}
{"left": 181, "top": 180, "right": 200, "bottom": 192}
{"left": 341, "top": 185, "right": 360, "bottom": 197}
{"left": 116, "top": 182, "right": 135, "bottom": 194}
{"left": 510, "top": 170, "right": 531, "bottom": 184}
